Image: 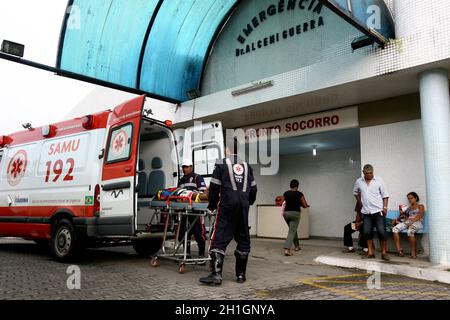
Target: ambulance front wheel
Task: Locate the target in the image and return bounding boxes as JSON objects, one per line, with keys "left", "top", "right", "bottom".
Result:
{"left": 50, "top": 219, "right": 78, "bottom": 261}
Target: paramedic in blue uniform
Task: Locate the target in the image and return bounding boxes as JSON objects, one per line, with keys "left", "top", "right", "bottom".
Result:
{"left": 178, "top": 158, "right": 207, "bottom": 259}
{"left": 199, "top": 140, "right": 257, "bottom": 285}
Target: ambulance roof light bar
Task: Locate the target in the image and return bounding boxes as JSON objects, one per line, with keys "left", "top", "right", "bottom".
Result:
{"left": 42, "top": 125, "right": 57, "bottom": 138}
{"left": 82, "top": 115, "right": 94, "bottom": 129}
{"left": 0, "top": 135, "right": 13, "bottom": 148}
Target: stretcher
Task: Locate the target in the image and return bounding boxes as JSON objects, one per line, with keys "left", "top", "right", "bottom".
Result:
{"left": 148, "top": 195, "right": 216, "bottom": 274}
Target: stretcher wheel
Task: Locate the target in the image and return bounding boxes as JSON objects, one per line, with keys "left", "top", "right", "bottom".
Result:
{"left": 150, "top": 257, "right": 160, "bottom": 268}
{"left": 178, "top": 263, "right": 185, "bottom": 274}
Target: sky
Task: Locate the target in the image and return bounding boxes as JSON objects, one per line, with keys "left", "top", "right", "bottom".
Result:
{"left": 0, "top": 1, "right": 96, "bottom": 135}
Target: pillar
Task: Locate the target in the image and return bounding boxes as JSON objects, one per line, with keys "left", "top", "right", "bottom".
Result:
{"left": 419, "top": 69, "right": 450, "bottom": 265}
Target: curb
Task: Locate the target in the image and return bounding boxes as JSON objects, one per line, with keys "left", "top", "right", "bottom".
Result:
{"left": 315, "top": 255, "right": 450, "bottom": 284}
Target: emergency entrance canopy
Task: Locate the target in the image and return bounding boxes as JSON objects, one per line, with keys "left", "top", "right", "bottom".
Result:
{"left": 57, "top": 0, "right": 395, "bottom": 103}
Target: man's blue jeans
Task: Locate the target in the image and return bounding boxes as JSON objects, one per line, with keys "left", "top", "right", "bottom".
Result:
{"left": 363, "top": 213, "right": 388, "bottom": 241}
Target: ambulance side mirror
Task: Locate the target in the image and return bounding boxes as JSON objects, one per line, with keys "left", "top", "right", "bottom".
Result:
{"left": 99, "top": 148, "right": 105, "bottom": 159}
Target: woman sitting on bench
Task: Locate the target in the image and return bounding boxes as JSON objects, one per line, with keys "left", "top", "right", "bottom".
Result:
{"left": 392, "top": 192, "right": 425, "bottom": 259}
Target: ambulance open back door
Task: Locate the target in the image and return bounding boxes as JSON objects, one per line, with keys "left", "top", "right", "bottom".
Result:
{"left": 180, "top": 122, "right": 225, "bottom": 186}
{"left": 99, "top": 96, "right": 145, "bottom": 237}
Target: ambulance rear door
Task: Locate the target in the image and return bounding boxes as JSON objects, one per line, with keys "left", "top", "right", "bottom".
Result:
{"left": 181, "top": 122, "right": 225, "bottom": 186}
{"left": 99, "top": 95, "right": 146, "bottom": 236}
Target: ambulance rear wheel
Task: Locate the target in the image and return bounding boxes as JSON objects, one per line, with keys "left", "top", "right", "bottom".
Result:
{"left": 132, "top": 238, "right": 161, "bottom": 257}
{"left": 50, "top": 219, "right": 78, "bottom": 261}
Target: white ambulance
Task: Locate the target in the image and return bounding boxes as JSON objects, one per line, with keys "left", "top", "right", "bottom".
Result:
{"left": 0, "top": 95, "right": 224, "bottom": 261}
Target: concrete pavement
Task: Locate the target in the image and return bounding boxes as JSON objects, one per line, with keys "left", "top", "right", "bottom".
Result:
{"left": 0, "top": 237, "right": 449, "bottom": 300}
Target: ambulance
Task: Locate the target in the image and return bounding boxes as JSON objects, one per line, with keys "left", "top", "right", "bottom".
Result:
{"left": 0, "top": 95, "right": 224, "bottom": 261}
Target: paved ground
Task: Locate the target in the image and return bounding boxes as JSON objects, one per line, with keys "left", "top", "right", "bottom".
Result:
{"left": 1, "top": 237, "right": 449, "bottom": 300}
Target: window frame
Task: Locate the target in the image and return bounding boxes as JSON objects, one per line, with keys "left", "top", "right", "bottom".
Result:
{"left": 105, "top": 122, "right": 134, "bottom": 165}
{"left": 191, "top": 144, "right": 220, "bottom": 178}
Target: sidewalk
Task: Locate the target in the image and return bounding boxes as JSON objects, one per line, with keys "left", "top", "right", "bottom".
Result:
{"left": 309, "top": 240, "right": 450, "bottom": 285}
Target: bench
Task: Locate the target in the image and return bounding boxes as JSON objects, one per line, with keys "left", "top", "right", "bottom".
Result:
{"left": 384, "top": 210, "right": 429, "bottom": 255}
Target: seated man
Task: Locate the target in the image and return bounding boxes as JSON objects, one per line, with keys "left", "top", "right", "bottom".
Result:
{"left": 343, "top": 201, "right": 368, "bottom": 254}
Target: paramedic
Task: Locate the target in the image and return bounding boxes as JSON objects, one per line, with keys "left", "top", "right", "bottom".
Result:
{"left": 178, "top": 158, "right": 207, "bottom": 259}
{"left": 199, "top": 139, "right": 257, "bottom": 285}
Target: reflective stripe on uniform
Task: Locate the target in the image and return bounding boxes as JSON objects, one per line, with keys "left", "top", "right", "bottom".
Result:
{"left": 210, "top": 178, "right": 222, "bottom": 186}
{"left": 179, "top": 183, "right": 198, "bottom": 188}
{"left": 243, "top": 162, "right": 249, "bottom": 192}
{"left": 251, "top": 180, "right": 257, "bottom": 187}
{"left": 225, "top": 158, "right": 238, "bottom": 191}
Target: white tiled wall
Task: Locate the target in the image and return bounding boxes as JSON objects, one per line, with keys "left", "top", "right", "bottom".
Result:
{"left": 187, "top": 0, "right": 450, "bottom": 123}
{"left": 251, "top": 148, "right": 361, "bottom": 238}
{"left": 360, "top": 120, "right": 427, "bottom": 211}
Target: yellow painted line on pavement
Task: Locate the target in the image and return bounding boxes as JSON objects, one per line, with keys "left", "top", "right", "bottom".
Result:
{"left": 301, "top": 279, "right": 369, "bottom": 300}
{"left": 342, "top": 289, "right": 450, "bottom": 297}
{"left": 317, "top": 280, "right": 445, "bottom": 287}
{"left": 300, "top": 274, "right": 371, "bottom": 300}
{"left": 300, "top": 273, "right": 372, "bottom": 282}
{"left": 254, "top": 290, "right": 271, "bottom": 298}
{"left": 299, "top": 273, "right": 450, "bottom": 299}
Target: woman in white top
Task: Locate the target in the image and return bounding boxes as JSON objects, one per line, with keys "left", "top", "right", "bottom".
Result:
{"left": 392, "top": 192, "right": 425, "bottom": 259}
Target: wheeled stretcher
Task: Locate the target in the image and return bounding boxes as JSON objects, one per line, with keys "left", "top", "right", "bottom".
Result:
{"left": 148, "top": 195, "right": 216, "bottom": 274}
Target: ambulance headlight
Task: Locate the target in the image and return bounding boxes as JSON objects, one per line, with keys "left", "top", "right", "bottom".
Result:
{"left": 42, "top": 125, "right": 56, "bottom": 138}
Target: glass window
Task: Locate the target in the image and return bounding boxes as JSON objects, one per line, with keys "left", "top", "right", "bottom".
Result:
{"left": 193, "top": 145, "right": 219, "bottom": 177}
{"left": 106, "top": 124, "right": 133, "bottom": 163}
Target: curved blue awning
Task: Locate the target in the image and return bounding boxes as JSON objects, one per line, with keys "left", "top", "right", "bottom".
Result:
{"left": 320, "top": 0, "right": 395, "bottom": 43}
{"left": 57, "top": 0, "right": 395, "bottom": 103}
{"left": 58, "top": 0, "right": 240, "bottom": 103}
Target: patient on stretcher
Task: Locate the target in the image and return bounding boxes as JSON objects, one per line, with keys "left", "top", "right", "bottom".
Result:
{"left": 153, "top": 188, "right": 209, "bottom": 203}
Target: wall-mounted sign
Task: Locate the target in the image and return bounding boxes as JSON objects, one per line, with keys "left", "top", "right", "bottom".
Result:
{"left": 243, "top": 107, "right": 358, "bottom": 141}
{"left": 235, "top": 0, "right": 325, "bottom": 57}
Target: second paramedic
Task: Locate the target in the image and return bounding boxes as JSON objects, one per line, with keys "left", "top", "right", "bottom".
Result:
{"left": 178, "top": 158, "right": 207, "bottom": 259}
{"left": 199, "top": 139, "right": 257, "bottom": 285}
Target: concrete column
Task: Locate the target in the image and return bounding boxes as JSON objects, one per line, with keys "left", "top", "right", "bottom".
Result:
{"left": 419, "top": 69, "right": 450, "bottom": 265}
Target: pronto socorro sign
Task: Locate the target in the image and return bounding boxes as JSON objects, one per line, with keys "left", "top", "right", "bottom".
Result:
{"left": 244, "top": 107, "right": 358, "bottom": 141}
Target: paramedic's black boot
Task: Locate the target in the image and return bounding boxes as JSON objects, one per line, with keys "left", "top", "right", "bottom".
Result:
{"left": 199, "top": 252, "right": 224, "bottom": 285}
{"left": 235, "top": 250, "right": 249, "bottom": 284}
